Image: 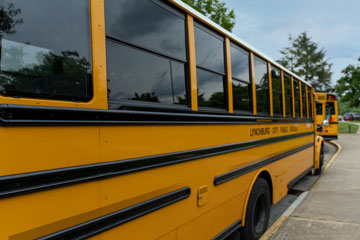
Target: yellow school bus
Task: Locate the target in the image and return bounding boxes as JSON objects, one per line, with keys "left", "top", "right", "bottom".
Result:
{"left": 314, "top": 93, "right": 338, "bottom": 140}
{"left": 0, "top": 0, "right": 324, "bottom": 239}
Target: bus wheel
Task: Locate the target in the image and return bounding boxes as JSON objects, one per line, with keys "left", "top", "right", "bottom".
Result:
{"left": 240, "top": 178, "right": 270, "bottom": 240}
{"left": 315, "top": 144, "right": 324, "bottom": 175}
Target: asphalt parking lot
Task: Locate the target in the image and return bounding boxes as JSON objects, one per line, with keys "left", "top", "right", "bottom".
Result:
{"left": 225, "top": 141, "right": 337, "bottom": 240}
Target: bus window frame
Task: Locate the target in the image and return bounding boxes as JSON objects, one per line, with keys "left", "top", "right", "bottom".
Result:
{"left": 0, "top": 0, "right": 108, "bottom": 109}
{"left": 105, "top": 0, "right": 192, "bottom": 112}
{"left": 229, "top": 42, "right": 253, "bottom": 115}
{"left": 283, "top": 73, "right": 293, "bottom": 118}
{"left": 270, "top": 65, "right": 283, "bottom": 117}
{"left": 253, "top": 54, "right": 270, "bottom": 116}
{"left": 194, "top": 21, "right": 228, "bottom": 113}
{"left": 293, "top": 78, "right": 301, "bottom": 118}
{"left": 301, "top": 83, "right": 307, "bottom": 119}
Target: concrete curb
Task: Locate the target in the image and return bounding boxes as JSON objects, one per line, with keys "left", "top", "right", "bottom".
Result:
{"left": 259, "top": 140, "right": 342, "bottom": 240}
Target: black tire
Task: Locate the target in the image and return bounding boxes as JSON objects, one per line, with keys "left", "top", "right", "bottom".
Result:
{"left": 240, "top": 178, "right": 271, "bottom": 240}
{"left": 315, "top": 144, "right": 324, "bottom": 175}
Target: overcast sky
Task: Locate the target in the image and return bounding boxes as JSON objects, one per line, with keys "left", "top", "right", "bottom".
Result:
{"left": 225, "top": 0, "right": 360, "bottom": 85}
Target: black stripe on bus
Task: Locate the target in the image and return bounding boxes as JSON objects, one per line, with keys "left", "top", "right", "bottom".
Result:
{"left": 214, "top": 143, "right": 314, "bottom": 186}
{"left": 0, "top": 104, "right": 314, "bottom": 126}
{"left": 329, "top": 122, "right": 338, "bottom": 125}
{"left": 212, "top": 220, "right": 242, "bottom": 240}
{"left": 323, "top": 135, "right": 338, "bottom": 141}
{"left": 37, "top": 187, "right": 191, "bottom": 240}
{"left": 0, "top": 132, "right": 313, "bottom": 199}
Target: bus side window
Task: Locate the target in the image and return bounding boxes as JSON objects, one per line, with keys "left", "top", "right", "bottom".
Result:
{"left": 316, "top": 103, "right": 323, "bottom": 115}
{"left": 326, "top": 102, "right": 335, "bottom": 115}
{"left": 271, "top": 67, "right": 282, "bottom": 116}
{"left": 253, "top": 56, "right": 269, "bottom": 114}
{"left": 294, "top": 79, "right": 301, "bottom": 117}
{"left": 301, "top": 83, "right": 307, "bottom": 118}
{"left": 230, "top": 43, "right": 252, "bottom": 113}
{"left": 284, "top": 74, "right": 292, "bottom": 117}
{"left": 0, "top": 0, "right": 93, "bottom": 102}
{"left": 308, "top": 88, "right": 313, "bottom": 119}
{"left": 194, "top": 22, "right": 226, "bottom": 110}
{"left": 105, "top": 0, "right": 188, "bottom": 107}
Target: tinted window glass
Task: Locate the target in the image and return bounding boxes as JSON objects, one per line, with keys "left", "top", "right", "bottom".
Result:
{"left": 308, "top": 89, "right": 313, "bottom": 118}
{"left": 273, "top": 92, "right": 282, "bottom": 115}
{"left": 326, "top": 102, "right": 335, "bottom": 115}
{"left": 294, "top": 79, "right": 300, "bottom": 99}
{"left": 302, "top": 83, "right": 307, "bottom": 117}
{"left": 285, "top": 95, "right": 292, "bottom": 117}
{"left": 257, "top": 88, "right": 269, "bottom": 114}
{"left": 271, "top": 68, "right": 281, "bottom": 92}
{"left": 232, "top": 80, "right": 251, "bottom": 112}
{"left": 106, "top": 41, "right": 186, "bottom": 105}
{"left": 283, "top": 74, "right": 292, "bottom": 117}
{"left": 295, "top": 99, "right": 300, "bottom": 117}
{"left": 104, "top": 0, "right": 186, "bottom": 61}
{"left": 230, "top": 44, "right": 250, "bottom": 82}
{"left": 284, "top": 74, "right": 292, "bottom": 96}
{"left": 197, "top": 68, "right": 225, "bottom": 108}
{"left": 0, "top": 0, "right": 92, "bottom": 101}
{"left": 316, "top": 103, "right": 323, "bottom": 115}
{"left": 194, "top": 24, "right": 224, "bottom": 73}
{"left": 254, "top": 57, "right": 268, "bottom": 87}
{"left": 293, "top": 79, "right": 300, "bottom": 117}
{"left": 271, "top": 67, "right": 282, "bottom": 115}
{"left": 301, "top": 83, "right": 306, "bottom": 97}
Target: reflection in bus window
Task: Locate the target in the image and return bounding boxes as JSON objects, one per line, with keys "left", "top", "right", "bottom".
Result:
{"left": 0, "top": 0, "right": 93, "bottom": 101}
{"left": 284, "top": 74, "right": 293, "bottom": 117}
{"left": 271, "top": 67, "right": 282, "bottom": 115}
{"left": 194, "top": 22, "right": 225, "bottom": 109}
{"left": 230, "top": 43, "right": 251, "bottom": 112}
{"left": 106, "top": 42, "right": 186, "bottom": 104}
{"left": 294, "top": 79, "right": 301, "bottom": 117}
{"left": 308, "top": 88, "right": 313, "bottom": 119}
{"left": 104, "top": 0, "right": 186, "bottom": 61}
{"left": 301, "top": 83, "right": 307, "bottom": 118}
{"left": 104, "top": 0, "right": 188, "bottom": 106}
{"left": 254, "top": 56, "right": 269, "bottom": 114}
{"left": 197, "top": 68, "right": 225, "bottom": 109}
{"left": 326, "top": 102, "right": 335, "bottom": 115}
{"left": 316, "top": 103, "right": 323, "bottom": 115}
{"left": 194, "top": 24, "right": 225, "bottom": 74}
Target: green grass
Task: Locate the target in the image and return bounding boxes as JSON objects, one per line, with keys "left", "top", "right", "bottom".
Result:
{"left": 339, "top": 122, "right": 359, "bottom": 133}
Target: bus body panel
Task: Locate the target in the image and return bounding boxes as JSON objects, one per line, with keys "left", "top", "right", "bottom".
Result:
{"left": 0, "top": 123, "right": 313, "bottom": 239}
{"left": 0, "top": 0, "right": 319, "bottom": 239}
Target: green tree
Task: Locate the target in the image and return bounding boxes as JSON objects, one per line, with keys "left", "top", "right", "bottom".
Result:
{"left": 182, "top": 0, "right": 235, "bottom": 32}
{"left": 336, "top": 58, "right": 360, "bottom": 108}
{"left": 277, "top": 32, "right": 333, "bottom": 92}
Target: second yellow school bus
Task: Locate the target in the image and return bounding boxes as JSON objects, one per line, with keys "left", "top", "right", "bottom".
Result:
{"left": 0, "top": 0, "right": 324, "bottom": 239}
{"left": 315, "top": 92, "right": 339, "bottom": 140}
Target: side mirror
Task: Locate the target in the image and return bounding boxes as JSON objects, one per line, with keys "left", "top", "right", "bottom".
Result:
{"left": 322, "top": 119, "right": 329, "bottom": 127}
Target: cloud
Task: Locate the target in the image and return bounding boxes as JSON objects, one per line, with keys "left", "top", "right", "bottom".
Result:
{"left": 225, "top": 0, "right": 360, "bottom": 84}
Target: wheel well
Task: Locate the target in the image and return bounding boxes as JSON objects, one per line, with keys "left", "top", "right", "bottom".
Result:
{"left": 258, "top": 171, "right": 273, "bottom": 204}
